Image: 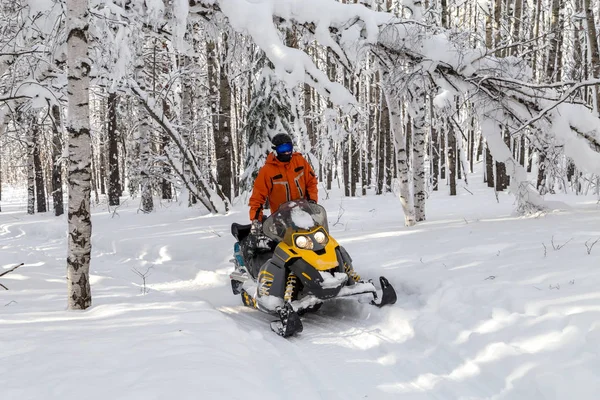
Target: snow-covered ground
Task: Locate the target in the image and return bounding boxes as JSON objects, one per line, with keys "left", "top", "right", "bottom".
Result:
{"left": 2, "top": 178, "right": 600, "bottom": 400}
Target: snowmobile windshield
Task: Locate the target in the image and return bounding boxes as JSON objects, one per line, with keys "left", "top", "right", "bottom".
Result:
{"left": 262, "top": 199, "right": 328, "bottom": 242}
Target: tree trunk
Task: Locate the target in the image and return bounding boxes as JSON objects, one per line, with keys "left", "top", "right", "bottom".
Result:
{"left": 107, "top": 92, "right": 120, "bottom": 206}
{"left": 441, "top": 0, "right": 449, "bottom": 28}
{"left": 161, "top": 98, "right": 173, "bottom": 200}
{"left": 138, "top": 100, "right": 153, "bottom": 213}
{"left": 134, "top": 36, "right": 153, "bottom": 212}
{"left": 210, "top": 36, "right": 234, "bottom": 202}
{"left": 430, "top": 97, "right": 439, "bottom": 191}
{"left": 66, "top": 0, "right": 92, "bottom": 310}
{"left": 485, "top": 1, "right": 493, "bottom": 49}
{"left": 305, "top": 81, "right": 315, "bottom": 149}
{"left": 367, "top": 67, "right": 378, "bottom": 193}
{"left": 537, "top": 152, "right": 547, "bottom": 194}
{"left": 519, "top": 136, "right": 526, "bottom": 167}
{"left": 351, "top": 134, "right": 359, "bottom": 196}
{"left": 485, "top": 142, "right": 494, "bottom": 187}
{"left": 584, "top": 0, "right": 600, "bottom": 115}
{"left": 51, "top": 105, "right": 64, "bottom": 216}
{"left": 383, "top": 72, "right": 415, "bottom": 226}
{"left": 343, "top": 139, "right": 350, "bottom": 197}
{"left": 99, "top": 136, "right": 106, "bottom": 196}
{"left": 546, "top": 0, "right": 561, "bottom": 82}
{"left": 572, "top": 0, "right": 583, "bottom": 88}
{"left": 567, "top": 159, "right": 575, "bottom": 182}
{"left": 181, "top": 55, "right": 195, "bottom": 206}
{"left": 495, "top": 127, "right": 509, "bottom": 191}
{"left": 412, "top": 118, "right": 426, "bottom": 221}
{"left": 32, "top": 120, "right": 47, "bottom": 213}
{"left": 407, "top": 79, "right": 427, "bottom": 221}
{"left": 90, "top": 140, "right": 99, "bottom": 204}
{"left": 493, "top": 0, "right": 503, "bottom": 56}
{"left": 511, "top": 0, "right": 523, "bottom": 56}
{"left": 468, "top": 114, "right": 475, "bottom": 172}
{"left": 377, "top": 76, "right": 389, "bottom": 195}
{"left": 447, "top": 120, "right": 457, "bottom": 195}
{"left": 27, "top": 123, "right": 35, "bottom": 215}
{"left": 440, "top": 129, "right": 446, "bottom": 180}
{"left": 533, "top": 0, "right": 543, "bottom": 78}
{"left": 495, "top": 159, "right": 507, "bottom": 191}
{"left": 361, "top": 147, "right": 368, "bottom": 195}
{"left": 0, "top": 122, "right": 3, "bottom": 212}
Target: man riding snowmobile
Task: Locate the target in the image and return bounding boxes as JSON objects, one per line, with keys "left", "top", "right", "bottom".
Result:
{"left": 229, "top": 134, "right": 396, "bottom": 337}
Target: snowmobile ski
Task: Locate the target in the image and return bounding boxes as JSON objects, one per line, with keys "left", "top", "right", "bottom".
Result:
{"left": 370, "top": 276, "right": 397, "bottom": 307}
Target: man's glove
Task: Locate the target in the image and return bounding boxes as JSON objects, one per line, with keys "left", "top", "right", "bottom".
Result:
{"left": 250, "top": 219, "right": 262, "bottom": 235}
{"left": 308, "top": 199, "right": 316, "bottom": 204}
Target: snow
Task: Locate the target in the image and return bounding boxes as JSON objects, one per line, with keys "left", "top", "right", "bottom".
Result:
{"left": 290, "top": 206, "right": 314, "bottom": 229}
{"left": 217, "top": 0, "right": 363, "bottom": 105}
{"left": 3, "top": 177, "right": 600, "bottom": 399}
{"left": 318, "top": 271, "right": 347, "bottom": 289}
{"left": 172, "top": 0, "right": 189, "bottom": 51}
{"left": 145, "top": 0, "right": 165, "bottom": 24}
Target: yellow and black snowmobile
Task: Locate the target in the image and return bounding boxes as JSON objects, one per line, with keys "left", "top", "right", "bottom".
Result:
{"left": 230, "top": 199, "right": 396, "bottom": 337}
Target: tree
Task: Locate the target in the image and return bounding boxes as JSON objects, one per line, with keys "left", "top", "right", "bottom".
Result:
{"left": 51, "top": 104, "right": 65, "bottom": 216}
{"left": 240, "top": 57, "right": 295, "bottom": 194}
{"left": 107, "top": 92, "right": 120, "bottom": 206}
{"left": 66, "top": 0, "right": 92, "bottom": 310}
{"left": 32, "top": 116, "right": 46, "bottom": 213}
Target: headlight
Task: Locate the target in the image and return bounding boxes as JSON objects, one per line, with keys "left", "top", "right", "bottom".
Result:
{"left": 295, "top": 235, "right": 313, "bottom": 249}
{"left": 314, "top": 231, "right": 327, "bottom": 244}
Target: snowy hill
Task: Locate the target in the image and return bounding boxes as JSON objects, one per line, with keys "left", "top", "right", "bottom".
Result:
{"left": 2, "top": 182, "right": 600, "bottom": 400}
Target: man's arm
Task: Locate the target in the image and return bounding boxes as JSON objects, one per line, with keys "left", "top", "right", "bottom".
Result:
{"left": 304, "top": 158, "right": 318, "bottom": 202}
{"left": 248, "top": 167, "right": 270, "bottom": 221}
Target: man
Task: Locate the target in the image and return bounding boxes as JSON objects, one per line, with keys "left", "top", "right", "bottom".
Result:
{"left": 231, "top": 133, "right": 317, "bottom": 278}
{"left": 248, "top": 133, "right": 318, "bottom": 227}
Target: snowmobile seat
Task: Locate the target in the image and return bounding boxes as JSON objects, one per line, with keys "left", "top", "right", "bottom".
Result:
{"left": 231, "top": 223, "right": 252, "bottom": 242}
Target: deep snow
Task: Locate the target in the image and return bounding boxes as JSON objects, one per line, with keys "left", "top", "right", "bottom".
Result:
{"left": 2, "top": 178, "right": 600, "bottom": 399}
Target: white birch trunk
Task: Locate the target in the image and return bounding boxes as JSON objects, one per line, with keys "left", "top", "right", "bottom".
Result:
{"left": 407, "top": 80, "right": 427, "bottom": 222}
{"left": 382, "top": 72, "right": 416, "bottom": 226}
{"left": 584, "top": 0, "right": 600, "bottom": 115}
{"left": 66, "top": 0, "right": 92, "bottom": 310}
{"left": 411, "top": 120, "right": 426, "bottom": 221}
{"left": 181, "top": 55, "right": 194, "bottom": 207}
{"left": 138, "top": 101, "right": 154, "bottom": 213}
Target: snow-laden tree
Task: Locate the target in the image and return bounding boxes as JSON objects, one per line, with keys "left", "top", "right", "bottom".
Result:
{"left": 192, "top": 0, "right": 600, "bottom": 220}
{"left": 239, "top": 55, "right": 296, "bottom": 194}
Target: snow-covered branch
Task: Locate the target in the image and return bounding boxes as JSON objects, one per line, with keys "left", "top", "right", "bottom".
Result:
{"left": 129, "top": 80, "right": 228, "bottom": 214}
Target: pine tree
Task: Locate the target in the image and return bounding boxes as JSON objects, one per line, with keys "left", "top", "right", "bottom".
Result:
{"left": 240, "top": 56, "right": 295, "bottom": 194}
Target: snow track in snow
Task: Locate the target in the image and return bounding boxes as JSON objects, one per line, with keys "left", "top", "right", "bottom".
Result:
{"left": 219, "top": 297, "right": 440, "bottom": 399}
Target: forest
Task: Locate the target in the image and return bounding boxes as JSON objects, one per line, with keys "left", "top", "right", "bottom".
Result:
{"left": 2, "top": 0, "right": 600, "bottom": 309}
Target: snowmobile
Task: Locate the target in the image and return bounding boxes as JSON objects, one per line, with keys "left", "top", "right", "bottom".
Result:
{"left": 229, "top": 199, "right": 397, "bottom": 337}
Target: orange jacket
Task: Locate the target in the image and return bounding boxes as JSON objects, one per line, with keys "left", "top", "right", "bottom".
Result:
{"left": 249, "top": 152, "right": 318, "bottom": 221}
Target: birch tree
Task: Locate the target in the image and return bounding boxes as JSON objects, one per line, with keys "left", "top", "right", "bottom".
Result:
{"left": 66, "top": 0, "right": 92, "bottom": 310}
